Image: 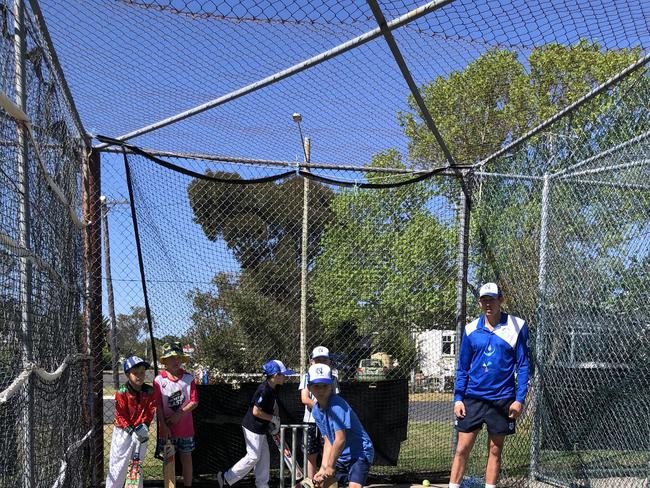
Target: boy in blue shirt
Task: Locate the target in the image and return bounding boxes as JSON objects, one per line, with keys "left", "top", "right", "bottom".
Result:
{"left": 308, "top": 364, "right": 374, "bottom": 488}
{"left": 450, "top": 282, "right": 530, "bottom": 488}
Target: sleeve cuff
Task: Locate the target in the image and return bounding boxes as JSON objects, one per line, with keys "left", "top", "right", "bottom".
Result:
{"left": 453, "top": 396, "right": 464, "bottom": 402}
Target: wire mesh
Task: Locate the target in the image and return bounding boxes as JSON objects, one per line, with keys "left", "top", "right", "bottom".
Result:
{"left": 6, "top": 0, "right": 650, "bottom": 485}
{"left": 0, "top": 0, "right": 90, "bottom": 486}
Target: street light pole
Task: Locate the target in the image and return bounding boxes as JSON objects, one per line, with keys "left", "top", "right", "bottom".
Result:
{"left": 293, "top": 113, "right": 311, "bottom": 375}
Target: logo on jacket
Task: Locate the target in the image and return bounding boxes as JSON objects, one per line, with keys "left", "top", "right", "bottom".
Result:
{"left": 481, "top": 361, "right": 492, "bottom": 373}
{"left": 484, "top": 344, "right": 495, "bottom": 357}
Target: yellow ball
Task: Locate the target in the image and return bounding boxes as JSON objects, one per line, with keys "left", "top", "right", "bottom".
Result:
{"left": 422, "top": 480, "right": 430, "bottom": 487}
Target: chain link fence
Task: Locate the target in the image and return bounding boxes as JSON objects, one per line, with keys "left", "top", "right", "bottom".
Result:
{"left": 3, "top": 0, "right": 650, "bottom": 486}
{"left": 0, "top": 0, "right": 91, "bottom": 486}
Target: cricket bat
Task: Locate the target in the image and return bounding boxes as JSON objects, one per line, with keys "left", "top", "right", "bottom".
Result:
{"left": 125, "top": 441, "right": 142, "bottom": 486}
{"left": 163, "top": 439, "right": 176, "bottom": 488}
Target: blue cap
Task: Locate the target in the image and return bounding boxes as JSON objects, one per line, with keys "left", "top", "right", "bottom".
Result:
{"left": 123, "top": 356, "right": 150, "bottom": 374}
{"left": 262, "top": 359, "right": 295, "bottom": 377}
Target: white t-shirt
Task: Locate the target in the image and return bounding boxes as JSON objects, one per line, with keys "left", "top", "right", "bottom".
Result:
{"left": 299, "top": 369, "right": 340, "bottom": 423}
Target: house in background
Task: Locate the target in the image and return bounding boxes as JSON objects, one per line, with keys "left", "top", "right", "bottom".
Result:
{"left": 415, "top": 329, "right": 456, "bottom": 392}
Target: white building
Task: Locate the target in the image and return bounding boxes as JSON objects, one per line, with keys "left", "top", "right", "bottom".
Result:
{"left": 415, "top": 329, "right": 457, "bottom": 391}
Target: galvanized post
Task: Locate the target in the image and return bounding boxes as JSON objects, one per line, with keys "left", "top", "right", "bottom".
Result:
{"left": 452, "top": 173, "right": 472, "bottom": 452}
{"left": 14, "top": 1, "right": 34, "bottom": 486}
{"left": 300, "top": 138, "right": 311, "bottom": 374}
{"left": 530, "top": 173, "right": 552, "bottom": 480}
{"left": 280, "top": 427, "right": 286, "bottom": 488}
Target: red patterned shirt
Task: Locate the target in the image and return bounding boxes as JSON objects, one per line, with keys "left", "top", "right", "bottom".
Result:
{"left": 113, "top": 382, "right": 159, "bottom": 431}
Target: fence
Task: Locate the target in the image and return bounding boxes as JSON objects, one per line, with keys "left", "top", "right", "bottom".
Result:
{"left": 0, "top": 0, "right": 92, "bottom": 487}
{"left": 2, "top": 0, "right": 650, "bottom": 486}
{"left": 89, "top": 67, "right": 650, "bottom": 486}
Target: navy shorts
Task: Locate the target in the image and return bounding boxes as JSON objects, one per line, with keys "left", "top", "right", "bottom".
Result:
{"left": 335, "top": 456, "right": 372, "bottom": 486}
{"left": 454, "top": 397, "right": 516, "bottom": 436}
{"left": 301, "top": 424, "right": 323, "bottom": 455}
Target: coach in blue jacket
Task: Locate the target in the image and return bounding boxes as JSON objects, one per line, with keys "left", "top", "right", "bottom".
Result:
{"left": 449, "top": 282, "right": 530, "bottom": 488}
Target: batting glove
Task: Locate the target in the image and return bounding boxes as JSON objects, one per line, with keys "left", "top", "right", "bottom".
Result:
{"left": 133, "top": 423, "right": 149, "bottom": 443}
{"left": 269, "top": 415, "right": 281, "bottom": 435}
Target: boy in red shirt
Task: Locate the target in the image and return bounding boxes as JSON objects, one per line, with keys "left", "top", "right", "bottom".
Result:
{"left": 155, "top": 342, "right": 199, "bottom": 487}
{"left": 106, "top": 356, "right": 158, "bottom": 488}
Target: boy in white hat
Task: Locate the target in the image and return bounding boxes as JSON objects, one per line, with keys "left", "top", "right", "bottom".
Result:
{"left": 308, "top": 364, "right": 373, "bottom": 488}
{"left": 450, "top": 282, "right": 530, "bottom": 488}
{"left": 298, "top": 346, "right": 340, "bottom": 478}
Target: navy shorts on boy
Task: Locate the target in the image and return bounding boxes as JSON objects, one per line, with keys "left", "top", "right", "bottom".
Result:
{"left": 312, "top": 394, "right": 374, "bottom": 483}
{"left": 454, "top": 397, "right": 516, "bottom": 436}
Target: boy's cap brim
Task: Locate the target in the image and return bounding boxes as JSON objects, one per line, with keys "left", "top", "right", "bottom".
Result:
{"left": 278, "top": 368, "right": 296, "bottom": 375}
{"left": 308, "top": 377, "right": 333, "bottom": 385}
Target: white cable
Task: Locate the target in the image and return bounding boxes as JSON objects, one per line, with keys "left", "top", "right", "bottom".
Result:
{"left": 0, "top": 231, "right": 79, "bottom": 292}
{"left": 0, "top": 353, "right": 88, "bottom": 403}
{"left": 1, "top": 89, "right": 85, "bottom": 229}
{"left": 50, "top": 428, "right": 94, "bottom": 488}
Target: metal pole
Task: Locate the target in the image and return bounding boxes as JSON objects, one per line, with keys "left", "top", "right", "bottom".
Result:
{"left": 14, "top": 1, "right": 33, "bottom": 486}
{"left": 530, "top": 173, "right": 552, "bottom": 480}
{"left": 122, "top": 152, "right": 159, "bottom": 375}
{"left": 101, "top": 197, "right": 120, "bottom": 390}
{"left": 300, "top": 138, "right": 311, "bottom": 374}
{"left": 452, "top": 174, "right": 472, "bottom": 452}
{"left": 365, "top": 0, "right": 457, "bottom": 167}
{"left": 84, "top": 149, "right": 104, "bottom": 485}
{"left": 280, "top": 427, "right": 286, "bottom": 488}
{"left": 94, "top": 0, "right": 456, "bottom": 149}
{"left": 291, "top": 427, "right": 298, "bottom": 488}
{"left": 476, "top": 52, "right": 650, "bottom": 169}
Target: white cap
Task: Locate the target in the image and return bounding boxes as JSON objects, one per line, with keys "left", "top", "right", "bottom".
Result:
{"left": 311, "top": 346, "right": 330, "bottom": 359}
{"left": 479, "top": 282, "right": 501, "bottom": 298}
{"left": 307, "top": 363, "right": 333, "bottom": 385}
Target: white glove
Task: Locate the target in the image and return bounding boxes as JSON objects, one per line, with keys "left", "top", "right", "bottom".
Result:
{"left": 269, "top": 415, "right": 281, "bottom": 435}
{"left": 132, "top": 423, "right": 149, "bottom": 443}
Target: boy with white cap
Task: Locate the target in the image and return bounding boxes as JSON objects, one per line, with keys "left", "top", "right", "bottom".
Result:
{"left": 450, "top": 282, "right": 530, "bottom": 488}
{"left": 308, "top": 363, "right": 373, "bottom": 488}
{"left": 218, "top": 359, "right": 295, "bottom": 488}
{"left": 298, "top": 346, "right": 340, "bottom": 478}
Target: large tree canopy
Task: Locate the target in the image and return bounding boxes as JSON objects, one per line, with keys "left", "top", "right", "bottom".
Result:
{"left": 186, "top": 174, "right": 335, "bottom": 371}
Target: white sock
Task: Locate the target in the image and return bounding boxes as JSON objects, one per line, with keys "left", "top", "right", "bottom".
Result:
{"left": 485, "top": 484, "right": 496, "bottom": 488}
{"left": 449, "top": 484, "right": 461, "bottom": 488}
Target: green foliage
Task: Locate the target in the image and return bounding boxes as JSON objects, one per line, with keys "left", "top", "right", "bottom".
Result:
{"left": 311, "top": 151, "right": 458, "bottom": 372}
{"left": 186, "top": 174, "right": 335, "bottom": 372}
{"left": 401, "top": 40, "right": 641, "bottom": 170}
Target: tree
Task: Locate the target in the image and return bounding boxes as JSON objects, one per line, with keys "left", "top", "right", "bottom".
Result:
{"left": 115, "top": 306, "right": 150, "bottom": 359}
{"left": 186, "top": 174, "right": 335, "bottom": 371}
{"left": 311, "top": 150, "right": 458, "bottom": 373}
{"left": 401, "top": 40, "right": 641, "bottom": 170}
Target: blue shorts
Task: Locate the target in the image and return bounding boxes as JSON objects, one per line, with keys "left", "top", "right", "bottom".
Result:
{"left": 157, "top": 436, "right": 195, "bottom": 453}
{"left": 335, "top": 456, "right": 372, "bottom": 486}
{"left": 302, "top": 424, "right": 323, "bottom": 455}
{"left": 454, "top": 397, "right": 516, "bottom": 436}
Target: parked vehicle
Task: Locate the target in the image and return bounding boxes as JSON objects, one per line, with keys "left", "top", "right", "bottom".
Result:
{"left": 357, "top": 358, "right": 388, "bottom": 381}
{"left": 330, "top": 353, "right": 357, "bottom": 381}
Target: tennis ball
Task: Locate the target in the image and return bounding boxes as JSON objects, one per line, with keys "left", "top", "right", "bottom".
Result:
{"left": 422, "top": 480, "right": 430, "bottom": 487}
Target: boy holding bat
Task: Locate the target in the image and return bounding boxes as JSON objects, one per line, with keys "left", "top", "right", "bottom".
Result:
{"left": 105, "top": 356, "right": 158, "bottom": 488}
